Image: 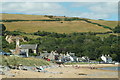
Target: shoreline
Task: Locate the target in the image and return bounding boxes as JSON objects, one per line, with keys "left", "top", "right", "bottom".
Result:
{"left": 65, "top": 64, "right": 119, "bottom": 72}
{"left": 65, "top": 64, "right": 119, "bottom": 68}
{"left": 1, "top": 64, "right": 119, "bottom": 78}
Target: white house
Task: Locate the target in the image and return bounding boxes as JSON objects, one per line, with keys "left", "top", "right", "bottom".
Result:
{"left": 62, "top": 52, "right": 74, "bottom": 62}
{"left": 101, "top": 55, "right": 112, "bottom": 63}
{"left": 82, "top": 56, "right": 90, "bottom": 62}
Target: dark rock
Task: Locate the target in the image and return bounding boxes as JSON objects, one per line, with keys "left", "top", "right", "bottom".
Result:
{"left": 78, "top": 73, "right": 87, "bottom": 75}
{"left": 8, "top": 65, "right": 16, "bottom": 69}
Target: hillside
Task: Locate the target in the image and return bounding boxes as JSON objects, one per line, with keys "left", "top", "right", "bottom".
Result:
{"left": 1, "top": 13, "right": 118, "bottom": 33}
{"left": 1, "top": 13, "right": 51, "bottom": 20}
{"left": 89, "top": 19, "right": 118, "bottom": 28}
{"left": 0, "top": 55, "right": 50, "bottom": 66}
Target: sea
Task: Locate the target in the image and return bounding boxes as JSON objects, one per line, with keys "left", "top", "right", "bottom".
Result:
{"left": 99, "top": 67, "right": 120, "bottom": 71}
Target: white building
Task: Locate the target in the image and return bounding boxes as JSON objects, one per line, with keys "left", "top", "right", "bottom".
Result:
{"left": 101, "top": 55, "right": 112, "bottom": 63}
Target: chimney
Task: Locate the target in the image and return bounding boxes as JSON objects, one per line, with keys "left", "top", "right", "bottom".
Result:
{"left": 15, "top": 37, "right": 20, "bottom": 54}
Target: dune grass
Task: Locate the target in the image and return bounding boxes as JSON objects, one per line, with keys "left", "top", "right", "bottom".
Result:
{"left": 0, "top": 55, "right": 50, "bottom": 66}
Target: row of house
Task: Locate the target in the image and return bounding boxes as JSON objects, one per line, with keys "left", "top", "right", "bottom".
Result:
{"left": 40, "top": 51, "right": 78, "bottom": 62}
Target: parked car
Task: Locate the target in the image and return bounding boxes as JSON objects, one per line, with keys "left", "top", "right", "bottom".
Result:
{"left": 0, "top": 50, "right": 12, "bottom": 56}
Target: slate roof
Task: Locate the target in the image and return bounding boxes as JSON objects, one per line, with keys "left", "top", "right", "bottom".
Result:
{"left": 105, "top": 56, "right": 112, "bottom": 59}
{"left": 102, "top": 55, "right": 112, "bottom": 59}
{"left": 69, "top": 53, "right": 75, "bottom": 56}
{"left": 40, "top": 53, "right": 50, "bottom": 57}
{"left": 20, "top": 44, "right": 38, "bottom": 50}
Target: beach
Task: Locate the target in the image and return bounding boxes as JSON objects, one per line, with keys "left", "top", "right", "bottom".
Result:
{"left": 1, "top": 64, "right": 119, "bottom": 78}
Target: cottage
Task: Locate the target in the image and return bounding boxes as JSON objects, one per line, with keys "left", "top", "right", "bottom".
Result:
{"left": 101, "top": 55, "right": 112, "bottom": 63}
{"left": 48, "top": 51, "right": 59, "bottom": 60}
{"left": 19, "top": 44, "right": 38, "bottom": 57}
{"left": 81, "top": 56, "right": 90, "bottom": 62}
{"left": 40, "top": 51, "right": 59, "bottom": 61}
{"left": 61, "top": 52, "right": 74, "bottom": 62}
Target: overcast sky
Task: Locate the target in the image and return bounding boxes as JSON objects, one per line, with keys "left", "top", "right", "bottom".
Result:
{"left": 1, "top": 2, "right": 118, "bottom": 21}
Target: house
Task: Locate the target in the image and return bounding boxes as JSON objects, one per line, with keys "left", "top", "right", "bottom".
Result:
{"left": 72, "top": 56, "right": 79, "bottom": 62}
{"left": 81, "top": 56, "right": 90, "bottom": 62}
{"left": 39, "top": 51, "right": 49, "bottom": 58}
{"left": 69, "top": 52, "right": 75, "bottom": 57}
{"left": 40, "top": 51, "right": 59, "bottom": 61}
{"left": 61, "top": 52, "right": 74, "bottom": 62}
{"left": 19, "top": 44, "right": 38, "bottom": 57}
{"left": 40, "top": 51, "right": 50, "bottom": 59}
{"left": 77, "top": 57, "right": 86, "bottom": 62}
{"left": 48, "top": 51, "right": 59, "bottom": 60}
{"left": 40, "top": 51, "right": 77, "bottom": 62}
{"left": 101, "top": 55, "right": 112, "bottom": 63}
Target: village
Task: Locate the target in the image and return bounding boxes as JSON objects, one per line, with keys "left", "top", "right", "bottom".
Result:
{"left": 1, "top": 35, "right": 115, "bottom": 64}
{"left": 1, "top": 28, "right": 120, "bottom": 78}
{"left": 0, "top": 1, "right": 120, "bottom": 79}
{"left": 0, "top": 38, "right": 119, "bottom": 78}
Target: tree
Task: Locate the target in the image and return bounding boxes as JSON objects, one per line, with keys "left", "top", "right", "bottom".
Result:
{"left": 0, "top": 24, "right": 6, "bottom": 32}
{"left": 0, "top": 24, "right": 6, "bottom": 35}
{"left": 113, "top": 25, "right": 120, "bottom": 33}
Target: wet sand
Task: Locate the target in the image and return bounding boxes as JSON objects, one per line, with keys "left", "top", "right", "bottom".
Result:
{"left": 1, "top": 64, "right": 119, "bottom": 78}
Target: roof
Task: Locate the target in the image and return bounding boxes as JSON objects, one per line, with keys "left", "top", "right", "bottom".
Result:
{"left": 69, "top": 53, "right": 75, "bottom": 56}
{"left": 20, "top": 44, "right": 38, "bottom": 50}
{"left": 40, "top": 53, "right": 50, "bottom": 57}
{"left": 105, "top": 56, "right": 112, "bottom": 59}
{"left": 101, "top": 55, "right": 112, "bottom": 59}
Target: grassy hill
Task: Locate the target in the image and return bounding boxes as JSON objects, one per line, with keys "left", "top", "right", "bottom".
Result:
{"left": 0, "top": 55, "right": 50, "bottom": 66}
{"left": 1, "top": 13, "right": 51, "bottom": 20}
{"left": 1, "top": 13, "right": 118, "bottom": 33}
{"left": 89, "top": 19, "right": 118, "bottom": 28}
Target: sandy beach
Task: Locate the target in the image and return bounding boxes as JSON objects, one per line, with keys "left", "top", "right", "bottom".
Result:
{"left": 1, "top": 64, "right": 119, "bottom": 78}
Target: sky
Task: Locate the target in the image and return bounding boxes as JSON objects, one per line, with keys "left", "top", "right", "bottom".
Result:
{"left": 0, "top": 2, "right": 118, "bottom": 21}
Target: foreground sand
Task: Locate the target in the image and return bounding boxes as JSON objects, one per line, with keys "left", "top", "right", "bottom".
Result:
{"left": 1, "top": 64, "right": 119, "bottom": 78}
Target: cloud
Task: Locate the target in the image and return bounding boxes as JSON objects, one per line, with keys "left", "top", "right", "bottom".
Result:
{"left": 71, "top": 2, "right": 99, "bottom": 7}
{"left": 2, "top": 2, "right": 67, "bottom": 15}
{"left": 70, "top": 2, "right": 118, "bottom": 20}
{"left": 79, "top": 13, "right": 109, "bottom": 19}
{"left": 1, "top": 2, "right": 118, "bottom": 20}
{"left": 2, "top": 0, "right": 119, "bottom": 2}
{"left": 89, "top": 2, "right": 118, "bottom": 14}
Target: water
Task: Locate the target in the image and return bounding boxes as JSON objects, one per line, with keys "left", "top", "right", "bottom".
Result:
{"left": 99, "top": 67, "right": 120, "bottom": 71}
